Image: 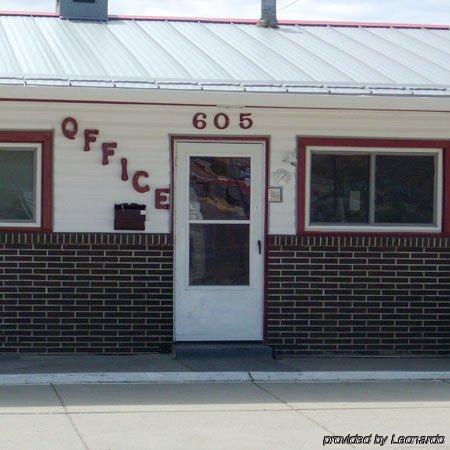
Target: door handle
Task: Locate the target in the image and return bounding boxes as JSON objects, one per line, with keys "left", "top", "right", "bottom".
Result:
{"left": 257, "top": 240, "right": 262, "bottom": 255}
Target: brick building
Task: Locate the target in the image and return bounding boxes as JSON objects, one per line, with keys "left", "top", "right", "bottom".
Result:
{"left": 1, "top": 0, "right": 449, "bottom": 356}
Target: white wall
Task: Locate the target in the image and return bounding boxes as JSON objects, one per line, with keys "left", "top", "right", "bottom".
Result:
{"left": 1, "top": 97, "right": 449, "bottom": 235}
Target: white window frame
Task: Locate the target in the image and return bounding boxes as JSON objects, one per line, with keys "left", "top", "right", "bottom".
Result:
{"left": 0, "top": 143, "right": 42, "bottom": 229}
{"left": 305, "top": 146, "right": 443, "bottom": 233}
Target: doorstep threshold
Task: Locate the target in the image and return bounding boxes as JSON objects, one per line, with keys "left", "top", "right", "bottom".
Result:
{"left": 173, "top": 342, "right": 274, "bottom": 359}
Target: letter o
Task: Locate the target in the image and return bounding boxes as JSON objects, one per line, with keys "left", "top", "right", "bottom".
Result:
{"left": 62, "top": 117, "right": 78, "bottom": 140}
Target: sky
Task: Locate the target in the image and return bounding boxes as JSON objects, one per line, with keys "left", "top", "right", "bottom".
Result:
{"left": 0, "top": 0, "right": 450, "bottom": 24}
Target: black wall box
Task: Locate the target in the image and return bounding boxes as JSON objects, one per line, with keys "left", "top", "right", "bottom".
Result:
{"left": 114, "top": 204, "right": 146, "bottom": 231}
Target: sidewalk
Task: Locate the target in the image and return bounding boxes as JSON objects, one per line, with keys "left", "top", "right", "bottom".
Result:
{"left": 0, "top": 379, "right": 449, "bottom": 449}
{"left": 0, "top": 355, "right": 449, "bottom": 384}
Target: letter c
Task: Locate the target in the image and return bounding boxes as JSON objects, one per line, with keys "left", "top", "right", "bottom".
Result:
{"left": 133, "top": 171, "right": 150, "bottom": 193}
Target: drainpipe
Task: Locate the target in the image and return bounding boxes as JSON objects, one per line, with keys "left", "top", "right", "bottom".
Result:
{"left": 258, "top": 0, "right": 278, "bottom": 28}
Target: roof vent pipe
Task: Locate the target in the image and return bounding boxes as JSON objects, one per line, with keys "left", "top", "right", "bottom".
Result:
{"left": 56, "top": 0, "right": 108, "bottom": 21}
{"left": 258, "top": 0, "right": 278, "bottom": 28}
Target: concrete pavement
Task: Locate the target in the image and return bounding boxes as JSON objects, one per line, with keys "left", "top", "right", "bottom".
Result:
{"left": 1, "top": 355, "right": 450, "bottom": 374}
{"left": 1, "top": 355, "right": 450, "bottom": 384}
{"left": 0, "top": 380, "right": 449, "bottom": 450}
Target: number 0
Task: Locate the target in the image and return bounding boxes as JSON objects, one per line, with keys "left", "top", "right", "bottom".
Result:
{"left": 214, "top": 113, "right": 230, "bottom": 130}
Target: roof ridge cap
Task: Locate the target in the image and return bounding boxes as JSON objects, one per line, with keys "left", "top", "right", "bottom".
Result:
{"left": 0, "top": 11, "right": 448, "bottom": 30}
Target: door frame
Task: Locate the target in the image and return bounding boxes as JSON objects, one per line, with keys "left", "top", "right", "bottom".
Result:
{"left": 169, "top": 135, "right": 270, "bottom": 342}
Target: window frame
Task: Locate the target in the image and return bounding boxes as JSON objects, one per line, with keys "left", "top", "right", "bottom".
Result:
{"left": 0, "top": 143, "right": 42, "bottom": 228}
{"left": 305, "top": 147, "right": 442, "bottom": 232}
{"left": 297, "top": 138, "right": 450, "bottom": 236}
{"left": 0, "top": 131, "right": 53, "bottom": 232}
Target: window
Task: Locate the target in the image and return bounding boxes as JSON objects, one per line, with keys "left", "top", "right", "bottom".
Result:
{"left": 310, "top": 153, "right": 370, "bottom": 224}
{"left": 0, "top": 145, "right": 41, "bottom": 227}
{"left": 0, "top": 133, "right": 52, "bottom": 231}
{"left": 300, "top": 140, "right": 445, "bottom": 233}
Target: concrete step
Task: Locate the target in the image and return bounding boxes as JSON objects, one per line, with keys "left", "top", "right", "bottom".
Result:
{"left": 174, "top": 342, "right": 274, "bottom": 359}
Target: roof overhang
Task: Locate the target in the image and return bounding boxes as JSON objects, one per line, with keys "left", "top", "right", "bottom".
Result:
{"left": 1, "top": 77, "right": 450, "bottom": 98}
{"left": 1, "top": 84, "right": 450, "bottom": 112}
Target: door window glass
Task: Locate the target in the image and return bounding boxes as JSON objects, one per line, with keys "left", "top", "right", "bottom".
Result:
{"left": 189, "top": 224, "right": 250, "bottom": 286}
{"left": 189, "top": 157, "right": 251, "bottom": 220}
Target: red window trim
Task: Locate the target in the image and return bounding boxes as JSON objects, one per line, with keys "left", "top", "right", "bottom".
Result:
{"left": 0, "top": 131, "right": 53, "bottom": 233}
{"left": 296, "top": 137, "right": 450, "bottom": 237}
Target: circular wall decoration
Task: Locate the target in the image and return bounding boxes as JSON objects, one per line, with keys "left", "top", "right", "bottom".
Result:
{"left": 272, "top": 168, "right": 292, "bottom": 186}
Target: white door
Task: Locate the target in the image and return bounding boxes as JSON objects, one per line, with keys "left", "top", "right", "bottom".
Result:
{"left": 174, "top": 140, "right": 265, "bottom": 342}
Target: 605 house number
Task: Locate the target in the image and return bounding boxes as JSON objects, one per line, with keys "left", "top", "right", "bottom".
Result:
{"left": 193, "top": 112, "right": 254, "bottom": 130}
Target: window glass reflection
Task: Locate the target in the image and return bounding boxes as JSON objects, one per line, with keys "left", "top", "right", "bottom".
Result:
{"left": 310, "top": 153, "right": 370, "bottom": 224}
{"left": 375, "top": 155, "right": 435, "bottom": 224}
{"left": 0, "top": 149, "right": 36, "bottom": 222}
{"left": 190, "top": 157, "right": 251, "bottom": 220}
{"left": 190, "top": 224, "right": 250, "bottom": 286}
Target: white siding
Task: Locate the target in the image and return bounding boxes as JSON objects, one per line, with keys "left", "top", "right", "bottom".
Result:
{"left": 0, "top": 100, "right": 449, "bottom": 234}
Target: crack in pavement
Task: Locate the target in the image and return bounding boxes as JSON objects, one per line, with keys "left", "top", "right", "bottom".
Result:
{"left": 51, "top": 384, "right": 90, "bottom": 450}
{"left": 247, "top": 376, "right": 354, "bottom": 447}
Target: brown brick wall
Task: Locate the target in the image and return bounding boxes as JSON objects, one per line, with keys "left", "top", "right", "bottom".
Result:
{"left": 267, "top": 235, "right": 450, "bottom": 357}
{"left": 3, "top": 232, "right": 449, "bottom": 356}
{"left": 0, "top": 233, "right": 173, "bottom": 354}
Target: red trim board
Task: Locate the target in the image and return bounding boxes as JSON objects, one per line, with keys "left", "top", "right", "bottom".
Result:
{"left": 0, "top": 98, "right": 449, "bottom": 115}
{"left": 0, "top": 131, "right": 53, "bottom": 233}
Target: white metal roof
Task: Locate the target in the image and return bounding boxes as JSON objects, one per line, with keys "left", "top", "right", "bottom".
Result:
{"left": 1, "top": 14, "right": 450, "bottom": 97}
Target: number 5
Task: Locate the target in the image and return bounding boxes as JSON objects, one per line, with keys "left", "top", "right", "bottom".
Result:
{"left": 239, "top": 113, "right": 253, "bottom": 130}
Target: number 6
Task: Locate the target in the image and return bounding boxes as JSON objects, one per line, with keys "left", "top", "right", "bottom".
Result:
{"left": 193, "top": 112, "right": 207, "bottom": 129}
